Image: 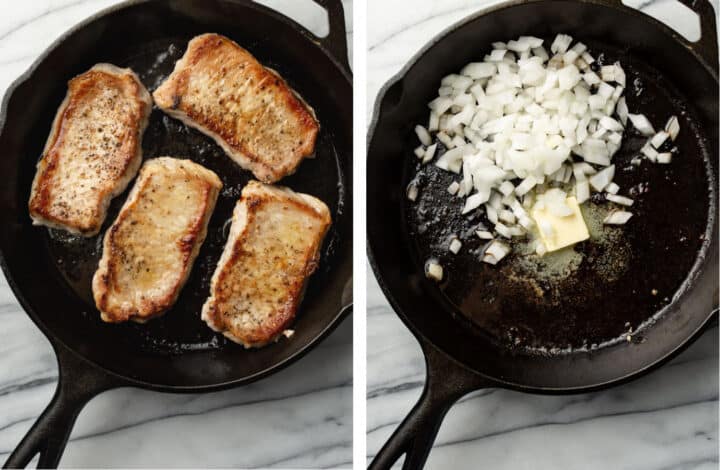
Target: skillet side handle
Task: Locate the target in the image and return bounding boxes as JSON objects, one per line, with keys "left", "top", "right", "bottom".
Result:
{"left": 3, "top": 344, "right": 121, "bottom": 469}
{"left": 677, "top": 0, "right": 719, "bottom": 75}
{"left": 369, "top": 342, "right": 496, "bottom": 470}
{"left": 310, "top": 0, "right": 352, "bottom": 74}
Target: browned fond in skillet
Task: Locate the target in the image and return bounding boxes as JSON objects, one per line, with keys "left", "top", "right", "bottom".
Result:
{"left": 202, "top": 181, "right": 331, "bottom": 347}
{"left": 93, "top": 157, "right": 222, "bottom": 323}
{"left": 28, "top": 64, "right": 152, "bottom": 236}
{"left": 153, "top": 33, "right": 320, "bottom": 183}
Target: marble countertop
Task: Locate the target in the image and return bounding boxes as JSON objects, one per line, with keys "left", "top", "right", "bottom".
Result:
{"left": 366, "top": 0, "right": 718, "bottom": 468}
{"left": 0, "top": 1, "right": 353, "bottom": 468}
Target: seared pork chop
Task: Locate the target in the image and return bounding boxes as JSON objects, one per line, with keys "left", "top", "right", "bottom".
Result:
{"left": 93, "top": 157, "right": 222, "bottom": 323}
{"left": 28, "top": 64, "right": 152, "bottom": 236}
{"left": 201, "top": 181, "right": 331, "bottom": 347}
{"left": 153, "top": 33, "right": 319, "bottom": 183}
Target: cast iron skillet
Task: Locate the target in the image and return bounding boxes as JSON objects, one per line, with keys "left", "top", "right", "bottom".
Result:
{"left": 0, "top": 0, "right": 352, "bottom": 467}
{"left": 367, "top": 0, "right": 717, "bottom": 468}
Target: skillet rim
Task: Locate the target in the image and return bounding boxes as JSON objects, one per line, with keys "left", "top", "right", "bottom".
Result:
{"left": 0, "top": 0, "right": 354, "bottom": 392}
{"left": 366, "top": 0, "right": 718, "bottom": 392}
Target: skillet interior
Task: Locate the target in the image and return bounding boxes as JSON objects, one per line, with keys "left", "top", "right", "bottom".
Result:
{"left": 0, "top": 0, "right": 352, "bottom": 389}
{"left": 368, "top": 0, "right": 717, "bottom": 389}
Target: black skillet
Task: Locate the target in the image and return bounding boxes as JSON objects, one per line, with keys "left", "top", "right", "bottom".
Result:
{"left": 0, "top": 0, "right": 352, "bottom": 467}
{"left": 367, "top": 0, "right": 717, "bottom": 468}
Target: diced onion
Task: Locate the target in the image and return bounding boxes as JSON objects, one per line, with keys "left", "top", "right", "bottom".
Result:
{"left": 650, "top": 131, "right": 669, "bottom": 149}
{"left": 665, "top": 116, "right": 680, "bottom": 140}
{"left": 606, "top": 182, "right": 620, "bottom": 194}
{"left": 483, "top": 240, "right": 511, "bottom": 264}
{"left": 449, "top": 237, "right": 462, "bottom": 254}
{"left": 628, "top": 113, "right": 655, "bottom": 136}
{"left": 447, "top": 181, "right": 460, "bottom": 195}
{"left": 604, "top": 210, "right": 633, "bottom": 225}
{"left": 407, "top": 183, "right": 418, "bottom": 201}
{"left": 606, "top": 194, "right": 633, "bottom": 206}
{"left": 656, "top": 152, "right": 672, "bottom": 164}
{"left": 477, "top": 230, "right": 494, "bottom": 239}
{"left": 423, "top": 143, "right": 438, "bottom": 163}
{"left": 589, "top": 165, "right": 615, "bottom": 191}
{"left": 425, "top": 258, "right": 444, "bottom": 281}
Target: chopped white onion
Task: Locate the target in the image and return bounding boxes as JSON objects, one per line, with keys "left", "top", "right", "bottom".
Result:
{"left": 575, "top": 180, "right": 590, "bottom": 203}
{"left": 656, "top": 152, "right": 672, "bottom": 164}
{"left": 589, "top": 165, "right": 615, "bottom": 191}
{"left": 483, "top": 240, "right": 511, "bottom": 264}
{"left": 606, "top": 194, "right": 633, "bottom": 206}
{"left": 447, "top": 181, "right": 460, "bottom": 195}
{"left": 449, "top": 237, "right": 462, "bottom": 254}
{"left": 606, "top": 182, "right": 620, "bottom": 194}
{"left": 423, "top": 143, "right": 438, "bottom": 163}
{"left": 665, "top": 116, "right": 680, "bottom": 140}
{"left": 407, "top": 183, "right": 418, "bottom": 201}
{"left": 628, "top": 113, "right": 655, "bottom": 136}
{"left": 425, "top": 259, "right": 444, "bottom": 281}
{"left": 477, "top": 230, "right": 494, "bottom": 239}
{"left": 650, "top": 131, "right": 669, "bottom": 149}
{"left": 415, "top": 125, "right": 432, "bottom": 146}
{"left": 604, "top": 210, "right": 633, "bottom": 225}
{"left": 414, "top": 146, "right": 425, "bottom": 159}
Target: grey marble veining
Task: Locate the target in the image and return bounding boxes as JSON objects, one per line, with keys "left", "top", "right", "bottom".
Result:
{"left": 0, "top": 1, "right": 353, "bottom": 468}
{"left": 366, "top": 0, "right": 718, "bottom": 468}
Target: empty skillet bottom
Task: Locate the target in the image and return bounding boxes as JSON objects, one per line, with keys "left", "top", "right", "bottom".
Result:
{"left": 404, "top": 42, "right": 713, "bottom": 353}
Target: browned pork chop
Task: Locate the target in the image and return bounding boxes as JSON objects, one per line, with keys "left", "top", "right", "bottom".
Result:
{"left": 201, "top": 181, "right": 331, "bottom": 347}
{"left": 93, "top": 157, "right": 222, "bottom": 323}
{"left": 28, "top": 64, "right": 152, "bottom": 236}
{"left": 153, "top": 33, "right": 319, "bottom": 183}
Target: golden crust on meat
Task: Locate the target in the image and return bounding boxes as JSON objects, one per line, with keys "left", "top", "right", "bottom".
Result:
{"left": 153, "top": 33, "right": 319, "bottom": 183}
{"left": 93, "top": 157, "right": 222, "bottom": 323}
{"left": 28, "top": 64, "right": 152, "bottom": 236}
{"left": 201, "top": 181, "right": 331, "bottom": 347}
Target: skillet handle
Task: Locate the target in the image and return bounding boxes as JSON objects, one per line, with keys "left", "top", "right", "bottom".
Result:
{"left": 368, "top": 341, "right": 496, "bottom": 470}
{"left": 675, "top": 0, "right": 719, "bottom": 75}
{"left": 3, "top": 343, "right": 121, "bottom": 469}
{"left": 310, "top": 0, "right": 352, "bottom": 74}
{"left": 616, "top": 0, "right": 719, "bottom": 74}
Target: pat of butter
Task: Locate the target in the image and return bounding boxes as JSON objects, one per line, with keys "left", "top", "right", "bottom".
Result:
{"left": 531, "top": 196, "right": 589, "bottom": 252}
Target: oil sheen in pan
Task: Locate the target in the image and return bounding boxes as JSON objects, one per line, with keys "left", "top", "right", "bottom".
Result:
{"left": 405, "top": 41, "right": 714, "bottom": 354}
{"left": 43, "top": 37, "right": 345, "bottom": 355}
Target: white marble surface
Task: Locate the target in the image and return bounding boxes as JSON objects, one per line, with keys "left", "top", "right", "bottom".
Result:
{"left": 0, "top": 1, "right": 353, "bottom": 468}
{"left": 366, "top": 0, "right": 719, "bottom": 468}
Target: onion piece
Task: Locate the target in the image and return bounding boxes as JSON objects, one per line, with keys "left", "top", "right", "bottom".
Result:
{"left": 414, "top": 146, "right": 425, "bottom": 159}
{"left": 616, "top": 96, "right": 628, "bottom": 125}
{"left": 407, "top": 183, "right": 419, "bottom": 201}
{"left": 606, "top": 182, "right": 620, "bottom": 194}
{"left": 628, "top": 113, "right": 655, "bottom": 136}
{"left": 447, "top": 181, "right": 460, "bottom": 195}
{"left": 477, "top": 230, "right": 494, "bottom": 239}
{"left": 604, "top": 210, "right": 633, "bottom": 225}
{"left": 415, "top": 125, "right": 432, "bottom": 146}
{"left": 650, "top": 131, "right": 669, "bottom": 149}
{"left": 425, "top": 258, "right": 444, "bottom": 281}
{"left": 656, "top": 152, "right": 672, "bottom": 164}
{"left": 641, "top": 143, "right": 658, "bottom": 162}
{"left": 423, "top": 143, "right": 438, "bottom": 163}
{"left": 449, "top": 237, "right": 462, "bottom": 254}
{"left": 606, "top": 194, "right": 633, "bottom": 206}
{"left": 665, "top": 116, "right": 680, "bottom": 140}
{"left": 494, "top": 222, "right": 512, "bottom": 238}
{"left": 483, "top": 240, "right": 511, "bottom": 264}
{"left": 515, "top": 176, "right": 537, "bottom": 196}
{"left": 575, "top": 180, "right": 590, "bottom": 203}
{"left": 589, "top": 165, "right": 615, "bottom": 192}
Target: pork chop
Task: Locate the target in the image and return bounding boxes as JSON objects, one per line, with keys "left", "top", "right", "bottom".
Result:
{"left": 201, "top": 181, "right": 331, "bottom": 347}
{"left": 153, "top": 33, "right": 319, "bottom": 183}
{"left": 93, "top": 157, "right": 222, "bottom": 323}
{"left": 28, "top": 63, "right": 152, "bottom": 236}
